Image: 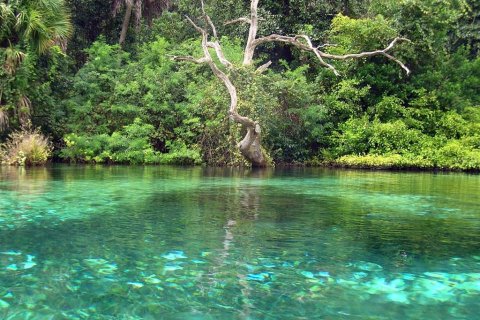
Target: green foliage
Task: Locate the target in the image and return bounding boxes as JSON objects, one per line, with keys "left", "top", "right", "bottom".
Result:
{"left": 1, "top": 0, "right": 72, "bottom": 55}
{"left": 1, "top": 0, "right": 72, "bottom": 136}
{"left": 1, "top": 128, "right": 52, "bottom": 166}
{"left": 329, "top": 14, "right": 397, "bottom": 52}
{"left": 60, "top": 118, "right": 201, "bottom": 165}
{"left": 2, "top": 0, "right": 480, "bottom": 171}
{"left": 334, "top": 154, "right": 434, "bottom": 169}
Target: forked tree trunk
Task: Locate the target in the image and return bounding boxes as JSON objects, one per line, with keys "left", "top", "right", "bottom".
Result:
{"left": 237, "top": 123, "right": 267, "bottom": 167}
{"left": 119, "top": 2, "right": 133, "bottom": 46}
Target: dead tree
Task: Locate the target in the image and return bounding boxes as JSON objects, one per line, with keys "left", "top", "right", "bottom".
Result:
{"left": 173, "top": 0, "right": 410, "bottom": 167}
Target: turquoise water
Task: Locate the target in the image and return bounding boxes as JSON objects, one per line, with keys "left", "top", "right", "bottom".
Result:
{"left": 0, "top": 165, "right": 479, "bottom": 319}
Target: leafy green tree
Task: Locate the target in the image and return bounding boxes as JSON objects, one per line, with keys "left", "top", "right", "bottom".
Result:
{"left": 1, "top": 0, "right": 72, "bottom": 131}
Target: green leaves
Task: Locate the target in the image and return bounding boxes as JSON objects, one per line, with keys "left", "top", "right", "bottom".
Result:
{"left": 328, "top": 14, "right": 397, "bottom": 53}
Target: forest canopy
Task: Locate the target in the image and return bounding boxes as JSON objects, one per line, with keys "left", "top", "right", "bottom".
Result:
{"left": 1, "top": 0, "right": 479, "bottom": 170}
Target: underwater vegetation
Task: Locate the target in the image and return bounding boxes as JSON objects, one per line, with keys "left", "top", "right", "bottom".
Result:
{"left": 1, "top": 166, "right": 479, "bottom": 319}
{"left": 0, "top": 248, "right": 479, "bottom": 319}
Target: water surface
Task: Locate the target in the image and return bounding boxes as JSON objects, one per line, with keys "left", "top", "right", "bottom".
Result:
{"left": 0, "top": 165, "right": 479, "bottom": 319}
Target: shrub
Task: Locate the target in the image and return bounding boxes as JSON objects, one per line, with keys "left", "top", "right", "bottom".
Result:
{"left": 1, "top": 129, "right": 52, "bottom": 166}
{"left": 60, "top": 119, "right": 202, "bottom": 165}
{"left": 368, "top": 120, "right": 422, "bottom": 154}
{"left": 435, "top": 140, "right": 480, "bottom": 170}
{"left": 334, "top": 154, "right": 434, "bottom": 169}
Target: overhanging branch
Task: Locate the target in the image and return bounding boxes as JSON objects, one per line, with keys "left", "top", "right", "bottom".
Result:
{"left": 242, "top": 0, "right": 410, "bottom": 75}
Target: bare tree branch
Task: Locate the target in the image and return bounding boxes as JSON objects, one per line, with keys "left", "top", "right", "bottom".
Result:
{"left": 243, "top": 0, "right": 260, "bottom": 65}
{"left": 201, "top": 0, "right": 218, "bottom": 38}
{"left": 169, "top": 55, "right": 210, "bottom": 64}
{"left": 251, "top": 34, "right": 410, "bottom": 75}
{"left": 224, "top": 17, "right": 252, "bottom": 25}
{"left": 242, "top": 1, "right": 409, "bottom": 75}
{"left": 255, "top": 60, "right": 272, "bottom": 74}
{"left": 197, "top": 1, "right": 233, "bottom": 69}
{"left": 185, "top": 15, "right": 205, "bottom": 34}
{"left": 207, "top": 42, "right": 233, "bottom": 68}
{"left": 319, "top": 37, "right": 411, "bottom": 74}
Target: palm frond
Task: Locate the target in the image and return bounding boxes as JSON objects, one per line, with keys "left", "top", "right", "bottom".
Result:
{"left": 0, "top": 107, "right": 9, "bottom": 132}
{"left": 0, "top": 3, "right": 15, "bottom": 25}
{"left": 17, "top": 95, "right": 32, "bottom": 128}
{"left": 3, "top": 46, "right": 26, "bottom": 74}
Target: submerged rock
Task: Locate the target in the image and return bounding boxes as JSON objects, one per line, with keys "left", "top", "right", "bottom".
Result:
{"left": 0, "top": 299, "right": 10, "bottom": 309}
{"left": 161, "top": 250, "right": 187, "bottom": 260}
{"left": 352, "top": 272, "right": 368, "bottom": 280}
{"left": 83, "top": 258, "right": 117, "bottom": 275}
{"left": 353, "top": 261, "right": 383, "bottom": 272}
{"left": 164, "top": 262, "right": 184, "bottom": 272}
{"left": 127, "top": 282, "right": 144, "bottom": 289}
{"left": 246, "top": 272, "right": 273, "bottom": 282}
{"left": 0, "top": 250, "right": 22, "bottom": 256}
{"left": 6, "top": 264, "right": 18, "bottom": 271}
{"left": 191, "top": 259, "right": 206, "bottom": 264}
{"left": 145, "top": 277, "right": 161, "bottom": 285}
{"left": 387, "top": 292, "right": 410, "bottom": 304}
{"left": 300, "top": 271, "right": 315, "bottom": 279}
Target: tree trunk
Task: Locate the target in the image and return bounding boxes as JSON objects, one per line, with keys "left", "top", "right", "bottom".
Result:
{"left": 119, "top": 2, "right": 133, "bottom": 47}
{"left": 238, "top": 124, "right": 267, "bottom": 167}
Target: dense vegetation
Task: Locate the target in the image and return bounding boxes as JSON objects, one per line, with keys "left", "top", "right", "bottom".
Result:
{"left": 1, "top": 0, "right": 479, "bottom": 170}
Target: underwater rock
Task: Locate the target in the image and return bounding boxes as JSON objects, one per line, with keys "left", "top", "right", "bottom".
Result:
{"left": 0, "top": 250, "right": 22, "bottom": 256}
{"left": 22, "top": 254, "right": 36, "bottom": 270}
{"left": 415, "top": 278, "right": 454, "bottom": 303}
{"left": 387, "top": 292, "right": 410, "bottom": 304}
{"left": 164, "top": 262, "right": 184, "bottom": 272}
{"left": 246, "top": 272, "right": 273, "bottom": 282}
{"left": 424, "top": 272, "right": 450, "bottom": 280}
{"left": 3, "top": 292, "right": 13, "bottom": 299}
{"left": 83, "top": 258, "right": 117, "bottom": 275}
{"left": 244, "top": 264, "right": 259, "bottom": 272}
{"left": 363, "top": 277, "right": 405, "bottom": 294}
{"left": 456, "top": 281, "right": 480, "bottom": 292}
{"left": 6, "top": 264, "right": 18, "bottom": 271}
{"left": 144, "top": 275, "right": 161, "bottom": 284}
{"left": 262, "top": 263, "right": 276, "bottom": 268}
{"left": 309, "top": 285, "right": 323, "bottom": 292}
{"left": 0, "top": 299, "right": 9, "bottom": 309}
{"left": 161, "top": 250, "right": 187, "bottom": 260}
{"left": 83, "top": 258, "right": 109, "bottom": 267}
{"left": 22, "top": 261, "right": 36, "bottom": 270}
{"left": 127, "top": 282, "right": 144, "bottom": 289}
{"left": 401, "top": 273, "right": 416, "bottom": 281}
{"left": 353, "top": 261, "right": 383, "bottom": 272}
{"left": 191, "top": 259, "right": 206, "bottom": 264}
{"left": 300, "top": 271, "right": 315, "bottom": 279}
{"left": 352, "top": 272, "right": 368, "bottom": 280}
{"left": 200, "top": 251, "right": 211, "bottom": 258}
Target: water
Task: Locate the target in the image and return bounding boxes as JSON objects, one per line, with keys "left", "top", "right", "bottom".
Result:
{"left": 0, "top": 165, "right": 479, "bottom": 319}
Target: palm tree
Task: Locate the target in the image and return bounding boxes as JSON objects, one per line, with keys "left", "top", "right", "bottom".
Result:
{"left": 1, "top": 0, "right": 72, "bottom": 55}
{"left": 112, "top": 0, "right": 172, "bottom": 46}
{"left": 1, "top": 0, "right": 72, "bottom": 130}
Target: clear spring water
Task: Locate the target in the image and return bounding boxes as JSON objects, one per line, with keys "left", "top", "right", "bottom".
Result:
{"left": 0, "top": 165, "right": 479, "bottom": 319}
